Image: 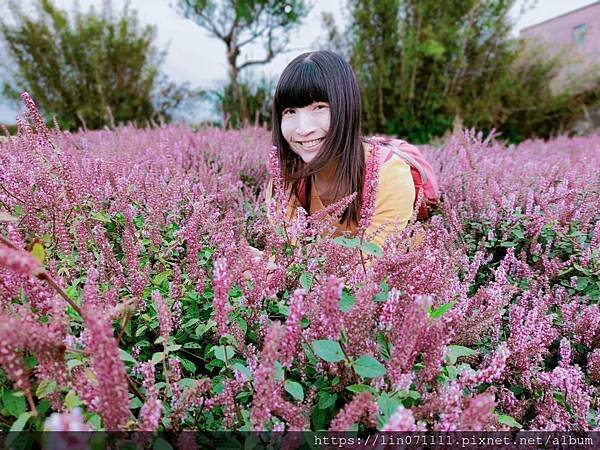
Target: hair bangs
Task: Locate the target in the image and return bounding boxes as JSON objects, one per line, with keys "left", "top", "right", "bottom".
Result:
{"left": 274, "top": 61, "right": 329, "bottom": 113}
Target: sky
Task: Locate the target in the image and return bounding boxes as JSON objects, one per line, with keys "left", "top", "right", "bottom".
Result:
{"left": 0, "top": 0, "right": 597, "bottom": 124}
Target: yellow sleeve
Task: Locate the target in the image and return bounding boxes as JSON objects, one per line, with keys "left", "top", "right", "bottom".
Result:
{"left": 365, "top": 157, "right": 415, "bottom": 249}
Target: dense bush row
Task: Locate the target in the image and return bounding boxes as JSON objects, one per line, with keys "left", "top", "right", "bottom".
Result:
{"left": 0, "top": 97, "right": 599, "bottom": 438}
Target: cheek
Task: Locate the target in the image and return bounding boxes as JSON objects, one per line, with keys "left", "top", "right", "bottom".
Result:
{"left": 280, "top": 118, "right": 294, "bottom": 142}
{"left": 322, "top": 114, "right": 330, "bottom": 133}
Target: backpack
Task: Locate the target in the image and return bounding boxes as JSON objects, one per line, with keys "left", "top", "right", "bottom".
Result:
{"left": 368, "top": 136, "right": 440, "bottom": 220}
{"left": 296, "top": 137, "right": 440, "bottom": 220}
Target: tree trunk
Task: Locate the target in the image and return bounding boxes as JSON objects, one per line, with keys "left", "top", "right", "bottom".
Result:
{"left": 226, "top": 43, "right": 248, "bottom": 125}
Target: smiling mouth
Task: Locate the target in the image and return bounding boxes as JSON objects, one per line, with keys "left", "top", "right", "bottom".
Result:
{"left": 296, "top": 137, "right": 325, "bottom": 149}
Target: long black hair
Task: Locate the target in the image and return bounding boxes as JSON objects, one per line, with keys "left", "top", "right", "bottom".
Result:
{"left": 272, "top": 50, "right": 365, "bottom": 225}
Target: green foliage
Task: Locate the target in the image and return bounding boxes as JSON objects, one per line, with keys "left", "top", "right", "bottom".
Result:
{"left": 213, "top": 74, "right": 275, "bottom": 128}
{"left": 312, "top": 340, "right": 345, "bottom": 363}
{"left": 0, "top": 0, "right": 195, "bottom": 130}
{"left": 326, "top": 0, "right": 600, "bottom": 143}
{"left": 352, "top": 356, "right": 386, "bottom": 378}
{"left": 462, "top": 214, "right": 600, "bottom": 301}
{"left": 446, "top": 345, "right": 477, "bottom": 365}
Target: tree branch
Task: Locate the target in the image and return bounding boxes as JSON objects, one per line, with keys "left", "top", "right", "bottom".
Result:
{"left": 237, "top": 51, "right": 275, "bottom": 71}
{"left": 236, "top": 21, "right": 270, "bottom": 49}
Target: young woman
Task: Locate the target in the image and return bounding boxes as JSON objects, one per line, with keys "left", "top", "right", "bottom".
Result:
{"left": 246, "top": 50, "right": 416, "bottom": 273}
{"left": 264, "top": 50, "right": 416, "bottom": 249}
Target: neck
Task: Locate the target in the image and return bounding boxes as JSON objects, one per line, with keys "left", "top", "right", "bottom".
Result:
{"left": 314, "top": 160, "right": 338, "bottom": 196}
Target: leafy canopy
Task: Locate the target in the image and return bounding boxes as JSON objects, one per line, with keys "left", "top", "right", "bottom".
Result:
{"left": 0, "top": 0, "right": 195, "bottom": 130}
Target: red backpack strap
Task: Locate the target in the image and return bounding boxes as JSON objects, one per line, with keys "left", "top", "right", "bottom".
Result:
{"left": 297, "top": 178, "right": 308, "bottom": 209}
{"left": 376, "top": 139, "right": 427, "bottom": 185}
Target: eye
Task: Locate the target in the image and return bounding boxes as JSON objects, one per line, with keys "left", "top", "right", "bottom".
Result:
{"left": 314, "top": 103, "right": 329, "bottom": 110}
{"left": 282, "top": 108, "right": 295, "bottom": 116}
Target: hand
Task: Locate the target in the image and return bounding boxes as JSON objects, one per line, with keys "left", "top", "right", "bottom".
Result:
{"left": 248, "top": 245, "right": 264, "bottom": 259}
{"left": 243, "top": 245, "right": 277, "bottom": 280}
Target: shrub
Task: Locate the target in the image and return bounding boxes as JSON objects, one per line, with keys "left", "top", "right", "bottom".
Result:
{"left": 0, "top": 95, "right": 598, "bottom": 440}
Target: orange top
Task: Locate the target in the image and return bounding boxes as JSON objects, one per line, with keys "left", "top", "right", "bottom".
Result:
{"left": 266, "top": 142, "right": 415, "bottom": 249}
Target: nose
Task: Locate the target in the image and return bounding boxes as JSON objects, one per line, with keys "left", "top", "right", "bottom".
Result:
{"left": 295, "top": 110, "right": 317, "bottom": 136}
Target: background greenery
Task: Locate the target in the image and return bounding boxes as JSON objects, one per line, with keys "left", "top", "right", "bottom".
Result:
{"left": 0, "top": 0, "right": 598, "bottom": 141}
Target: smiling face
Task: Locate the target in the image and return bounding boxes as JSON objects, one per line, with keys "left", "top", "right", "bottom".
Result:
{"left": 280, "top": 102, "right": 330, "bottom": 163}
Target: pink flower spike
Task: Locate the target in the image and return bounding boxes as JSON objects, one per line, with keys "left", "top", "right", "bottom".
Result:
{"left": 152, "top": 290, "right": 172, "bottom": 343}
{"left": 0, "top": 245, "right": 42, "bottom": 277}
{"left": 212, "top": 258, "right": 232, "bottom": 337}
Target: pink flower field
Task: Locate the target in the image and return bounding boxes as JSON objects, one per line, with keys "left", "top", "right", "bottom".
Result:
{"left": 0, "top": 96, "right": 599, "bottom": 439}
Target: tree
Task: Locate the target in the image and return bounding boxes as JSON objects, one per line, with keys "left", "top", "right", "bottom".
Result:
{"left": 177, "top": 0, "right": 310, "bottom": 125}
{"left": 0, "top": 0, "right": 194, "bottom": 130}
{"left": 346, "top": 0, "right": 520, "bottom": 142}
{"left": 324, "top": 0, "right": 599, "bottom": 143}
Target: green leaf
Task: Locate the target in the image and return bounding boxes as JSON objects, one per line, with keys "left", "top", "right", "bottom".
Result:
{"left": 446, "top": 365, "right": 459, "bottom": 380}
{"left": 278, "top": 304, "right": 290, "bottom": 316}
{"left": 378, "top": 393, "right": 401, "bottom": 425}
{"left": 231, "top": 363, "right": 252, "bottom": 379}
{"left": 213, "top": 345, "right": 235, "bottom": 362}
{"left": 317, "top": 391, "right": 337, "bottom": 409}
{"left": 339, "top": 290, "right": 356, "bottom": 312}
{"left": 152, "top": 270, "right": 171, "bottom": 286}
{"left": 352, "top": 356, "right": 386, "bottom": 378}
{"left": 275, "top": 361, "right": 284, "bottom": 381}
{"left": 10, "top": 412, "right": 33, "bottom": 432}
{"left": 500, "top": 241, "right": 517, "bottom": 247}
{"left": 429, "top": 301, "right": 455, "bottom": 319}
{"left": 183, "top": 342, "right": 202, "bottom": 349}
{"left": 511, "top": 229, "right": 525, "bottom": 240}
{"left": 235, "top": 317, "right": 248, "bottom": 334}
{"left": 179, "top": 358, "right": 196, "bottom": 373}
{"left": 244, "top": 434, "right": 260, "bottom": 450}
{"left": 3, "top": 391, "right": 26, "bottom": 418}
{"left": 66, "top": 359, "right": 83, "bottom": 371}
{"left": 497, "top": 413, "right": 522, "bottom": 429}
{"left": 284, "top": 380, "right": 304, "bottom": 402}
{"left": 353, "top": 356, "right": 387, "bottom": 378}
{"left": 361, "top": 241, "right": 382, "bottom": 257}
{"left": 119, "top": 349, "right": 136, "bottom": 364}
{"left": 346, "top": 384, "right": 378, "bottom": 394}
{"left": 577, "top": 277, "right": 589, "bottom": 291}
{"left": 30, "top": 240, "right": 45, "bottom": 264}
{"left": 446, "top": 345, "right": 477, "bottom": 365}
{"left": 408, "top": 390, "right": 421, "bottom": 400}
{"left": 166, "top": 344, "right": 182, "bottom": 352}
{"left": 90, "top": 211, "right": 111, "bottom": 223}
{"left": 13, "top": 204, "right": 24, "bottom": 217}
{"left": 151, "top": 352, "right": 165, "bottom": 365}
{"left": 35, "top": 379, "right": 57, "bottom": 399}
{"left": 64, "top": 390, "right": 82, "bottom": 409}
{"left": 152, "top": 437, "right": 173, "bottom": 450}
{"left": 420, "top": 39, "right": 445, "bottom": 59}
{"left": 130, "top": 397, "right": 143, "bottom": 409}
{"left": 312, "top": 340, "right": 345, "bottom": 363}
{"left": 299, "top": 272, "right": 313, "bottom": 291}
{"left": 196, "top": 320, "right": 215, "bottom": 338}
{"left": 333, "top": 236, "right": 361, "bottom": 249}
{"left": 373, "top": 281, "right": 389, "bottom": 302}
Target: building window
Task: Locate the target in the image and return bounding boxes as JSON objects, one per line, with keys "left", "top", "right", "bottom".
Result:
{"left": 573, "top": 23, "right": 587, "bottom": 49}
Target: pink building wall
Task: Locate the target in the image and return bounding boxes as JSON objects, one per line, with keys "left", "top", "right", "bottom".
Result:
{"left": 520, "top": 2, "right": 600, "bottom": 63}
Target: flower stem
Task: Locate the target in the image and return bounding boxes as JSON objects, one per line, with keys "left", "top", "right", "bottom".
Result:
{"left": 24, "top": 389, "right": 38, "bottom": 416}
{"left": 0, "top": 235, "right": 83, "bottom": 317}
